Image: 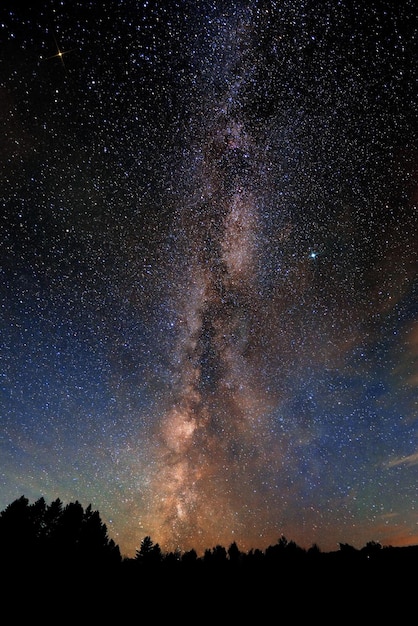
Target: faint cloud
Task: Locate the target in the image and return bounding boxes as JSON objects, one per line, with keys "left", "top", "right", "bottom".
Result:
{"left": 387, "top": 452, "right": 418, "bottom": 468}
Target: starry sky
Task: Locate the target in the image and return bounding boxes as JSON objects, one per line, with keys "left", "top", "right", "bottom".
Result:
{"left": 1, "top": 0, "right": 417, "bottom": 557}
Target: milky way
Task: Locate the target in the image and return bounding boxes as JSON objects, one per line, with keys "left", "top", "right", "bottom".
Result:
{"left": 1, "top": 1, "right": 418, "bottom": 556}
{"left": 146, "top": 29, "right": 276, "bottom": 550}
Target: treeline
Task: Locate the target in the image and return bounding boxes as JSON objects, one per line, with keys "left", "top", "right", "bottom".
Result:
{"left": 4, "top": 496, "right": 413, "bottom": 619}
{"left": 0, "top": 495, "right": 121, "bottom": 570}
{"left": 2, "top": 495, "right": 418, "bottom": 580}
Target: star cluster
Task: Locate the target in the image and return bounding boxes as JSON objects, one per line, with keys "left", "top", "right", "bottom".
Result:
{"left": 1, "top": 0, "right": 417, "bottom": 556}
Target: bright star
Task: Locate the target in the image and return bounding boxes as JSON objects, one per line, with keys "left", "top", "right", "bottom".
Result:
{"left": 43, "top": 36, "right": 76, "bottom": 68}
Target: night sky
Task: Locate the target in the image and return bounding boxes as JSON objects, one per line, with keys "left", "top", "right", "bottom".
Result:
{"left": 1, "top": 0, "right": 417, "bottom": 558}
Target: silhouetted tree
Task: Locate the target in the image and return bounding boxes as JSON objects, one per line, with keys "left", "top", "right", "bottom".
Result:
{"left": 78, "top": 504, "right": 121, "bottom": 566}
{"left": 182, "top": 548, "right": 198, "bottom": 566}
{"left": 203, "top": 547, "right": 212, "bottom": 563}
{"left": 203, "top": 544, "right": 228, "bottom": 568}
{"left": 361, "top": 540, "right": 382, "bottom": 560}
{"left": 0, "top": 496, "right": 121, "bottom": 572}
{"left": 135, "top": 535, "right": 162, "bottom": 567}
{"left": 244, "top": 547, "right": 264, "bottom": 566}
{"left": 338, "top": 542, "right": 358, "bottom": 555}
{"left": 227, "top": 541, "right": 242, "bottom": 564}
{"left": 136, "top": 535, "right": 152, "bottom": 559}
{"left": 54, "top": 500, "right": 84, "bottom": 562}
{"left": 163, "top": 548, "right": 181, "bottom": 568}
{"left": 307, "top": 543, "right": 321, "bottom": 556}
{"left": 212, "top": 544, "right": 228, "bottom": 563}
{"left": 0, "top": 495, "right": 34, "bottom": 563}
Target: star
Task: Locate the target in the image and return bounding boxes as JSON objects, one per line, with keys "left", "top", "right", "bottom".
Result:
{"left": 43, "top": 35, "right": 76, "bottom": 68}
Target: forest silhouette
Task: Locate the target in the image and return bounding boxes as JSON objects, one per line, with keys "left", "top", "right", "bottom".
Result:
{"left": 1, "top": 495, "right": 414, "bottom": 618}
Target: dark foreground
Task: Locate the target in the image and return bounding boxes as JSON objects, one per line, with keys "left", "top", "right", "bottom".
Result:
{"left": 6, "top": 551, "right": 414, "bottom": 622}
